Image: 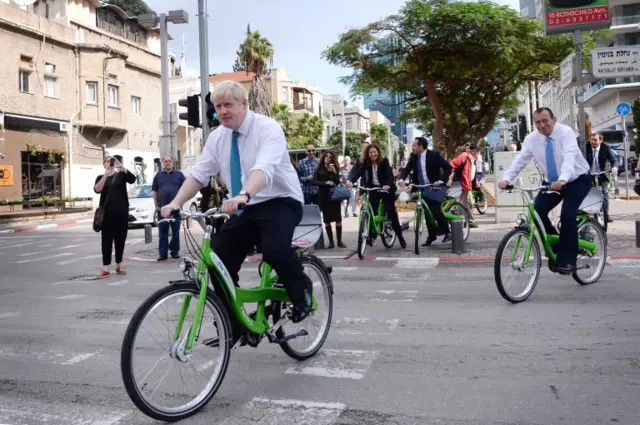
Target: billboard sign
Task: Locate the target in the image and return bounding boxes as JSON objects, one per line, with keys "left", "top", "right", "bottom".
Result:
{"left": 591, "top": 46, "right": 640, "bottom": 79}
{"left": 543, "top": 0, "right": 611, "bottom": 35}
{"left": 560, "top": 54, "right": 576, "bottom": 88}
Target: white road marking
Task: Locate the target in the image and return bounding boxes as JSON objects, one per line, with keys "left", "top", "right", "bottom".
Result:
{"left": 61, "top": 352, "right": 98, "bottom": 365}
{"left": 331, "top": 266, "right": 358, "bottom": 272}
{"left": 0, "top": 398, "right": 130, "bottom": 425}
{"left": 285, "top": 349, "right": 378, "bottom": 380}
{"left": 370, "top": 298, "right": 413, "bottom": 302}
{"left": 13, "top": 252, "right": 73, "bottom": 264}
{"left": 127, "top": 238, "right": 144, "bottom": 245}
{"left": 196, "top": 359, "right": 217, "bottom": 372}
{"left": 0, "top": 313, "right": 19, "bottom": 319}
{"left": 395, "top": 257, "right": 439, "bottom": 269}
{"left": 608, "top": 259, "right": 640, "bottom": 268}
{"left": 223, "top": 397, "right": 345, "bottom": 425}
{"left": 98, "top": 320, "right": 130, "bottom": 325}
{"left": 377, "top": 290, "right": 395, "bottom": 294}
{"left": 0, "top": 241, "right": 39, "bottom": 250}
{"left": 107, "top": 280, "right": 128, "bottom": 286}
{"left": 17, "top": 245, "right": 79, "bottom": 256}
{"left": 52, "top": 294, "right": 86, "bottom": 300}
{"left": 335, "top": 317, "right": 399, "bottom": 336}
{"left": 57, "top": 254, "right": 102, "bottom": 265}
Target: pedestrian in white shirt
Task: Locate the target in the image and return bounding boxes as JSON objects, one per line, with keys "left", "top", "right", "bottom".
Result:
{"left": 161, "top": 80, "right": 312, "bottom": 326}
{"left": 498, "top": 107, "right": 591, "bottom": 275}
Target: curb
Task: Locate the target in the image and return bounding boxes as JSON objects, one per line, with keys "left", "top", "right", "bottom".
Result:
{"left": 0, "top": 218, "right": 93, "bottom": 234}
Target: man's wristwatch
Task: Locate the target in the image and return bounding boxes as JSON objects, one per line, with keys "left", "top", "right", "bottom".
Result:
{"left": 239, "top": 190, "right": 251, "bottom": 201}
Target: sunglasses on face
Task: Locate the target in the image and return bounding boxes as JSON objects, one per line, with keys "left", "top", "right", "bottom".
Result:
{"left": 307, "top": 150, "right": 315, "bottom": 153}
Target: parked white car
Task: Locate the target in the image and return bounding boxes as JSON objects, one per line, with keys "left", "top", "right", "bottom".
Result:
{"left": 127, "top": 184, "right": 200, "bottom": 227}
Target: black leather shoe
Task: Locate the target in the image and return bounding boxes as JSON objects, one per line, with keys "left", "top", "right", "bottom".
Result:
{"left": 398, "top": 235, "right": 407, "bottom": 249}
{"left": 442, "top": 233, "right": 452, "bottom": 243}
{"left": 422, "top": 235, "right": 437, "bottom": 246}
{"left": 555, "top": 264, "right": 575, "bottom": 275}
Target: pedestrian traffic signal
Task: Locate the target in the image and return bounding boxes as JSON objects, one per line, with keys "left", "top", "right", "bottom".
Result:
{"left": 178, "top": 95, "right": 200, "bottom": 128}
{"left": 204, "top": 92, "right": 220, "bottom": 127}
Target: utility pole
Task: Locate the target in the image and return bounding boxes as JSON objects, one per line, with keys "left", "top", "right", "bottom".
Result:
{"left": 341, "top": 99, "right": 346, "bottom": 156}
{"left": 198, "top": 0, "right": 211, "bottom": 145}
{"left": 574, "top": 30, "right": 587, "bottom": 157}
{"left": 159, "top": 13, "right": 173, "bottom": 159}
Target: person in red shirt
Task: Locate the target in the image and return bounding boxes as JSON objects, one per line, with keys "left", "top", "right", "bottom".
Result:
{"left": 448, "top": 143, "right": 479, "bottom": 228}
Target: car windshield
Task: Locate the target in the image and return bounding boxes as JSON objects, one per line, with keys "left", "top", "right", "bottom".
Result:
{"left": 128, "top": 185, "right": 153, "bottom": 198}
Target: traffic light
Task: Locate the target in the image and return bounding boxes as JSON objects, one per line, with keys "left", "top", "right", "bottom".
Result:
{"left": 178, "top": 95, "right": 200, "bottom": 128}
{"left": 204, "top": 92, "right": 220, "bottom": 127}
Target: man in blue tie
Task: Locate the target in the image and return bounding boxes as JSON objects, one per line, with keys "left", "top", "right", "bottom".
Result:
{"left": 160, "top": 80, "right": 312, "bottom": 328}
{"left": 498, "top": 107, "right": 591, "bottom": 275}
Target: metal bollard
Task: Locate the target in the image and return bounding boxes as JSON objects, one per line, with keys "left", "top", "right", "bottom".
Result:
{"left": 144, "top": 224, "right": 153, "bottom": 244}
{"left": 314, "top": 229, "right": 325, "bottom": 250}
{"left": 451, "top": 219, "right": 465, "bottom": 254}
{"left": 636, "top": 217, "right": 640, "bottom": 248}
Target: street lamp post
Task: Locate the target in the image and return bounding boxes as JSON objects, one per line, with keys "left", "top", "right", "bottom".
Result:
{"left": 138, "top": 10, "right": 188, "bottom": 161}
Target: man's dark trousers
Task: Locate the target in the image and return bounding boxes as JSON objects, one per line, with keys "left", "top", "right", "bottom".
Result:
{"left": 534, "top": 174, "right": 591, "bottom": 267}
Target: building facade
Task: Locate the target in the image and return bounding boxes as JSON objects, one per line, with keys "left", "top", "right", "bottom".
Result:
{"left": 0, "top": 0, "right": 163, "bottom": 204}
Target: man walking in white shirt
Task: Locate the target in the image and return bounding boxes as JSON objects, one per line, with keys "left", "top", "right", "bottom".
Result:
{"left": 498, "top": 107, "right": 591, "bottom": 275}
{"left": 161, "top": 80, "right": 312, "bottom": 328}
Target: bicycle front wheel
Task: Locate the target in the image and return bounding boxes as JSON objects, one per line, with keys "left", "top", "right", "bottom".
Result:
{"left": 357, "top": 210, "right": 369, "bottom": 259}
{"left": 414, "top": 207, "right": 423, "bottom": 255}
{"left": 476, "top": 188, "right": 488, "bottom": 214}
{"left": 573, "top": 219, "right": 607, "bottom": 285}
{"left": 494, "top": 228, "right": 542, "bottom": 303}
{"left": 121, "top": 283, "right": 232, "bottom": 422}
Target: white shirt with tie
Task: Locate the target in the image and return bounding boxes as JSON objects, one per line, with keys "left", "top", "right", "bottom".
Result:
{"left": 503, "top": 122, "right": 590, "bottom": 185}
{"left": 190, "top": 110, "right": 304, "bottom": 206}
{"left": 418, "top": 152, "right": 430, "bottom": 184}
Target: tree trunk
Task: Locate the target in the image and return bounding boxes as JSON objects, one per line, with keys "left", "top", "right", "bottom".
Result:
{"left": 425, "top": 80, "right": 446, "bottom": 156}
{"left": 249, "top": 76, "right": 271, "bottom": 116}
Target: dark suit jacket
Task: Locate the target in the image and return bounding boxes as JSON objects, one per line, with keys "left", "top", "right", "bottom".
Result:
{"left": 349, "top": 158, "right": 394, "bottom": 190}
{"left": 400, "top": 150, "right": 452, "bottom": 189}
{"left": 586, "top": 143, "right": 618, "bottom": 184}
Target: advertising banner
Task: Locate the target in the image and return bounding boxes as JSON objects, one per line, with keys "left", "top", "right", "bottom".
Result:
{"left": 543, "top": 0, "right": 611, "bottom": 35}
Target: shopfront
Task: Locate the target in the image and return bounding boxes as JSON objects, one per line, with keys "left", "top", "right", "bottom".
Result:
{"left": 0, "top": 112, "right": 68, "bottom": 202}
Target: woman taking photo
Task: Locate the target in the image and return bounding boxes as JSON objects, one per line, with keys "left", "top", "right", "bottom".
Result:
{"left": 94, "top": 155, "right": 136, "bottom": 278}
{"left": 312, "top": 151, "right": 346, "bottom": 248}
{"left": 346, "top": 143, "right": 406, "bottom": 249}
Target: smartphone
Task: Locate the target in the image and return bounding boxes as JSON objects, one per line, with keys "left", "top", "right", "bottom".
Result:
{"left": 109, "top": 158, "right": 115, "bottom": 167}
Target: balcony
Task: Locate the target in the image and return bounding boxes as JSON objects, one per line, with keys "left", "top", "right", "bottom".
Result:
{"left": 292, "top": 87, "right": 313, "bottom": 113}
{"left": 96, "top": 8, "right": 148, "bottom": 47}
{"left": 584, "top": 76, "right": 640, "bottom": 105}
{"left": 612, "top": 14, "right": 640, "bottom": 26}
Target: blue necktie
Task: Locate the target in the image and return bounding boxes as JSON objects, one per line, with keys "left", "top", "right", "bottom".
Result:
{"left": 545, "top": 136, "right": 558, "bottom": 183}
{"left": 416, "top": 155, "right": 425, "bottom": 185}
{"left": 230, "top": 131, "right": 243, "bottom": 215}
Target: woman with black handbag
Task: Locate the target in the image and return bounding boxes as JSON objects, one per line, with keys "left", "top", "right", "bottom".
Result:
{"left": 94, "top": 155, "right": 136, "bottom": 278}
{"left": 312, "top": 151, "right": 347, "bottom": 248}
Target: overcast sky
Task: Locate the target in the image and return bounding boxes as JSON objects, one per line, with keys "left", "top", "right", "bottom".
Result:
{"left": 145, "top": 0, "right": 521, "bottom": 107}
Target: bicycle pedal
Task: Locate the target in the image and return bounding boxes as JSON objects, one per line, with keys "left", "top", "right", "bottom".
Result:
{"left": 202, "top": 337, "right": 219, "bottom": 348}
{"left": 271, "top": 329, "right": 308, "bottom": 344}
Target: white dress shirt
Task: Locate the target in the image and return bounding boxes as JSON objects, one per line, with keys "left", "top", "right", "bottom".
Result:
{"left": 503, "top": 122, "right": 590, "bottom": 184}
{"left": 419, "top": 152, "right": 430, "bottom": 184}
{"left": 190, "top": 110, "right": 304, "bottom": 206}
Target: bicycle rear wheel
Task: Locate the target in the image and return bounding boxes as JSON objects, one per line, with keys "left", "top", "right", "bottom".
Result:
{"left": 380, "top": 218, "right": 396, "bottom": 248}
{"left": 273, "top": 254, "right": 333, "bottom": 360}
{"left": 414, "top": 208, "right": 423, "bottom": 255}
{"left": 121, "top": 283, "right": 232, "bottom": 422}
{"left": 476, "top": 188, "right": 488, "bottom": 214}
{"left": 573, "top": 219, "right": 607, "bottom": 285}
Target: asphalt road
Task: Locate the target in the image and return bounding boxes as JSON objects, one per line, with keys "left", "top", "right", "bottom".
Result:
{"left": 0, "top": 224, "right": 639, "bottom": 425}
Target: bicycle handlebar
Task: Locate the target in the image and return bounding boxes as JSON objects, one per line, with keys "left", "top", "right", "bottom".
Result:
{"left": 357, "top": 187, "right": 389, "bottom": 193}
{"left": 407, "top": 183, "right": 443, "bottom": 190}
{"left": 503, "top": 184, "right": 561, "bottom": 196}
{"left": 157, "top": 207, "right": 235, "bottom": 224}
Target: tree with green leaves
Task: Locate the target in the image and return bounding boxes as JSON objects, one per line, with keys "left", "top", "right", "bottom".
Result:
{"left": 103, "top": 0, "right": 154, "bottom": 17}
{"left": 370, "top": 123, "right": 389, "bottom": 144}
{"left": 235, "top": 27, "right": 273, "bottom": 116}
{"left": 232, "top": 24, "right": 251, "bottom": 72}
{"left": 322, "top": 0, "right": 592, "bottom": 158}
{"left": 328, "top": 130, "right": 368, "bottom": 159}
{"left": 270, "top": 104, "right": 324, "bottom": 149}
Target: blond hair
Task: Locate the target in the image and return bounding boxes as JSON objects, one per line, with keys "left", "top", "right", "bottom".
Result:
{"left": 212, "top": 80, "right": 248, "bottom": 103}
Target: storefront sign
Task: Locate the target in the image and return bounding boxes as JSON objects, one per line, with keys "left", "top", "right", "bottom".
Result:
{"left": 591, "top": 47, "right": 640, "bottom": 78}
{"left": 543, "top": 0, "right": 611, "bottom": 35}
{"left": 0, "top": 165, "right": 14, "bottom": 186}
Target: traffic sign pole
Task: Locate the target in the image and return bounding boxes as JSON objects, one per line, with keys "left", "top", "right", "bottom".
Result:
{"left": 616, "top": 102, "right": 631, "bottom": 200}
{"left": 574, "top": 30, "right": 587, "bottom": 157}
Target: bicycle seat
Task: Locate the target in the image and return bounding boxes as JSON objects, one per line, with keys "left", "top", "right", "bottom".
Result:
{"left": 578, "top": 187, "right": 604, "bottom": 214}
{"left": 291, "top": 204, "right": 323, "bottom": 248}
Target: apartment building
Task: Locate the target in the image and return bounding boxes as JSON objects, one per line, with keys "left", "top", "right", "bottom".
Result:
{"left": 0, "top": 0, "right": 162, "bottom": 204}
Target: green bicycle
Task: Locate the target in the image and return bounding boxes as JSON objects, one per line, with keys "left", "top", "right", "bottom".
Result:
{"left": 355, "top": 187, "right": 398, "bottom": 259}
{"left": 407, "top": 183, "right": 471, "bottom": 254}
{"left": 494, "top": 184, "right": 607, "bottom": 303}
{"left": 120, "top": 205, "right": 334, "bottom": 421}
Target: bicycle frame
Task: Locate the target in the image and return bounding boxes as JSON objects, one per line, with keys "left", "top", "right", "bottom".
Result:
{"left": 173, "top": 220, "right": 314, "bottom": 353}
{"left": 510, "top": 189, "right": 597, "bottom": 266}
{"left": 359, "top": 191, "right": 387, "bottom": 235}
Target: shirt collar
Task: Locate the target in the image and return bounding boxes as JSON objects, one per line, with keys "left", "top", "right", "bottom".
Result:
{"left": 235, "top": 110, "right": 254, "bottom": 136}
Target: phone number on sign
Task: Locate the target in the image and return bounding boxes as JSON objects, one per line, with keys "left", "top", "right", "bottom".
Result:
{"left": 547, "top": 13, "right": 608, "bottom": 26}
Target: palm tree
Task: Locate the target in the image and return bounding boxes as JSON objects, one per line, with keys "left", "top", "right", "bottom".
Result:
{"left": 294, "top": 114, "right": 323, "bottom": 142}
{"left": 270, "top": 103, "right": 293, "bottom": 137}
{"left": 237, "top": 29, "right": 274, "bottom": 116}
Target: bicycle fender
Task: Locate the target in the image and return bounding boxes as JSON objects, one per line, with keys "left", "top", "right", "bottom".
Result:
{"left": 169, "top": 279, "right": 197, "bottom": 285}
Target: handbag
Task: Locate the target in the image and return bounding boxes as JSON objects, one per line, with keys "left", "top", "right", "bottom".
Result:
{"left": 330, "top": 184, "right": 352, "bottom": 202}
{"left": 93, "top": 174, "right": 116, "bottom": 232}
